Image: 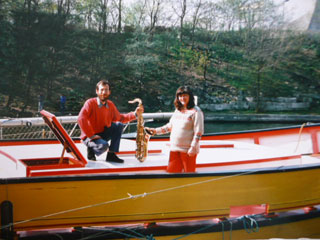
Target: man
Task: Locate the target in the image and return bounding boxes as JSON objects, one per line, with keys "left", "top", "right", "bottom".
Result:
{"left": 38, "top": 94, "right": 44, "bottom": 112}
{"left": 78, "top": 80, "right": 143, "bottom": 163}
{"left": 60, "top": 94, "right": 66, "bottom": 115}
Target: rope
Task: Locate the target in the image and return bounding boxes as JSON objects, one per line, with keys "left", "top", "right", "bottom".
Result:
{"left": 73, "top": 227, "right": 115, "bottom": 240}
{"left": 240, "top": 215, "right": 259, "bottom": 233}
{"left": 220, "top": 220, "right": 233, "bottom": 240}
{"left": 1, "top": 167, "right": 278, "bottom": 231}
{"left": 171, "top": 218, "right": 236, "bottom": 240}
{"left": 222, "top": 221, "right": 225, "bottom": 240}
{"left": 79, "top": 229, "right": 144, "bottom": 240}
{"left": 126, "top": 168, "right": 265, "bottom": 200}
{"left": 294, "top": 122, "right": 306, "bottom": 153}
{"left": 146, "top": 234, "right": 155, "bottom": 240}
{"left": 125, "top": 227, "right": 147, "bottom": 239}
{"left": 76, "top": 226, "right": 155, "bottom": 240}
{"left": 171, "top": 216, "right": 255, "bottom": 240}
{"left": 229, "top": 220, "right": 233, "bottom": 240}
{"left": 171, "top": 223, "right": 216, "bottom": 240}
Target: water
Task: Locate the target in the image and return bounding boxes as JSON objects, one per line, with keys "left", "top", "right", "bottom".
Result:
{"left": 141, "top": 121, "right": 297, "bottom": 135}
{"left": 203, "top": 122, "right": 298, "bottom": 134}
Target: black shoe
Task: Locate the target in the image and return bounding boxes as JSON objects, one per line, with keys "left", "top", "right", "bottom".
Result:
{"left": 106, "top": 152, "right": 124, "bottom": 163}
{"left": 87, "top": 147, "right": 96, "bottom": 161}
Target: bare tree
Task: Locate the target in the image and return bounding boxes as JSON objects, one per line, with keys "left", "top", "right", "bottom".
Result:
{"left": 118, "top": 0, "right": 122, "bottom": 32}
{"left": 111, "top": 0, "right": 122, "bottom": 32}
{"left": 200, "top": 1, "right": 220, "bottom": 31}
{"left": 99, "top": 0, "right": 109, "bottom": 34}
{"left": 77, "top": 0, "right": 96, "bottom": 29}
{"left": 238, "top": 0, "right": 288, "bottom": 112}
{"left": 108, "top": 0, "right": 120, "bottom": 32}
{"left": 171, "top": 0, "right": 187, "bottom": 41}
{"left": 190, "top": 0, "right": 204, "bottom": 48}
{"left": 136, "top": 0, "right": 147, "bottom": 26}
{"left": 147, "top": 0, "right": 163, "bottom": 32}
{"left": 215, "top": 0, "right": 248, "bottom": 31}
{"left": 123, "top": 0, "right": 148, "bottom": 27}
{"left": 56, "top": 0, "right": 73, "bottom": 15}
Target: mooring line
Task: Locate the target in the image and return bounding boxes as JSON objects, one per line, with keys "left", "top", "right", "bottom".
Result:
{"left": 294, "top": 122, "right": 306, "bottom": 153}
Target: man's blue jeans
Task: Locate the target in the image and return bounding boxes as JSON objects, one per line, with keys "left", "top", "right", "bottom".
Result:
{"left": 83, "top": 122, "right": 124, "bottom": 156}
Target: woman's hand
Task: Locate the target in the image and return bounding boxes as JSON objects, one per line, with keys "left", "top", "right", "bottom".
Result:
{"left": 145, "top": 127, "right": 156, "bottom": 136}
{"left": 187, "top": 146, "right": 197, "bottom": 157}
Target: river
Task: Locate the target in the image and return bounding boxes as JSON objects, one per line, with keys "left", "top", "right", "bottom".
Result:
{"left": 203, "top": 122, "right": 298, "bottom": 134}
{"left": 142, "top": 121, "right": 298, "bottom": 135}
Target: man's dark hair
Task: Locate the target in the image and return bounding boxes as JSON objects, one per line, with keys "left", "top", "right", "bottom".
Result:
{"left": 174, "top": 86, "right": 195, "bottom": 110}
{"left": 96, "top": 79, "right": 110, "bottom": 90}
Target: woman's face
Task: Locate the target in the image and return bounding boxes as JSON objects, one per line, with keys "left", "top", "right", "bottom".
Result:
{"left": 178, "top": 93, "right": 190, "bottom": 108}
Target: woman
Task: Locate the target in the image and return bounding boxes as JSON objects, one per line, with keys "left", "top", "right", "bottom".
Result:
{"left": 147, "top": 86, "right": 204, "bottom": 173}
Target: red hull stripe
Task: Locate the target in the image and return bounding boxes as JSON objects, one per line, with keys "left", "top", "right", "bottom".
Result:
{"left": 29, "top": 155, "right": 300, "bottom": 177}
{"left": 0, "top": 150, "right": 18, "bottom": 164}
{"left": 200, "top": 144, "right": 234, "bottom": 148}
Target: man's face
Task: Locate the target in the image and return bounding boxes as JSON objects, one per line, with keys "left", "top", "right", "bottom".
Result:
{"left": 96, "top": 84, "right": 111, "bottom": 103}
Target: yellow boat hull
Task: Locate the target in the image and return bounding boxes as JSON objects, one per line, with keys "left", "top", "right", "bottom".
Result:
{"left": 1, "top": 164, "right": 320, "bottom": 231}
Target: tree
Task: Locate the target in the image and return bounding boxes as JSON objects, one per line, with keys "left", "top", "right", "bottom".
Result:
{"left": 280, "top": 34, "right": 320, "bottom": 95}
{"left": 216, "top": 0, "right": 245, "bottom": 31}
{"left": 115, "top": 0, "right": 122, "bottom": 32}
{"left": 226, "top": 0, "right": 287, "bottom": 112}
{"left": 99, "top": 0, "right": 109, "bottom": 35}
{"left": 146, "top": 0, "right": 163, "bottom": 32}
{"left": 0, "top": 1, "right": 24, "bottom": 107}
{"left": 123, "top": 0, "right": 147, "bottom": 27}
{"left": 190, "top": 0, "right": 204, "bottom": 48}
{"left": 172, "top": 0, "right": 187, "bottom": 42}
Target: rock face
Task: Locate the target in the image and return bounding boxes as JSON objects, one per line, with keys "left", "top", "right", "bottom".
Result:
{"left": 309, "top": 0, "right": 320, "bottom": 32}
{"left": 283, "top": 0, "right": 320, "bottom": 32}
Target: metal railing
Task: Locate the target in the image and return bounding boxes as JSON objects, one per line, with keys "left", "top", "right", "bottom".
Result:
{"left": 0, "top": 113, "right": 172, "bottom": 140}
{"left": 0, "top": 116, "right": 79, "bottom": 140}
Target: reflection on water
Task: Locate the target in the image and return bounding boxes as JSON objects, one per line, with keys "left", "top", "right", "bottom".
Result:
{"left": 204, "top": 122, "right": 300, "bottom": 134}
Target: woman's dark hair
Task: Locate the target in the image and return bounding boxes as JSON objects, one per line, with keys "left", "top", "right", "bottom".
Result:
{"left": 174, "top": 86, "right": 195, "bottom": 110}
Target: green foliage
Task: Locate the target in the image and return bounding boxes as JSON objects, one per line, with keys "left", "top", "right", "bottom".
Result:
{"left": 0, "top": 1, "right": 319, "bottom": 116}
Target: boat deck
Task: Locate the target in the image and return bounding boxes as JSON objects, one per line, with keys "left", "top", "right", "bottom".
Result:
{"left": 1, "top": 110, "right": 320, "bottom": 178}
{"left": 1, "top": 137, "right": 320, "bottom": 178}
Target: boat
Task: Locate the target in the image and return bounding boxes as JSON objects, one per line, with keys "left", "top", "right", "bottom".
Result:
{"left": 1, "top": 110, "right": 320, "bottom": 238}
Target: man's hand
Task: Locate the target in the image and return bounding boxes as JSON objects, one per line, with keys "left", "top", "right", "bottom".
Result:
{"left": 135, "top": 105, "right": 144, "bottom": 116}
{"left": 90, "top": 135, "right": 101, "bottom": 140}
